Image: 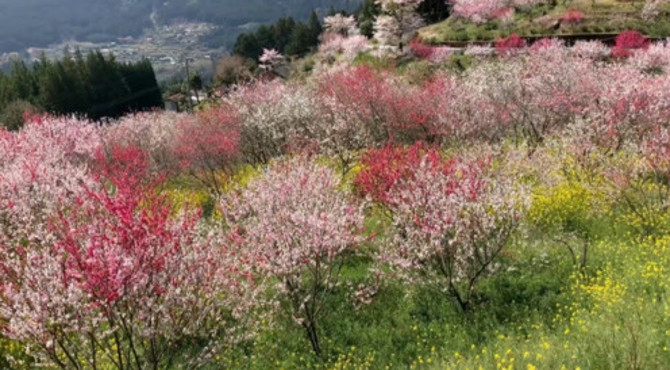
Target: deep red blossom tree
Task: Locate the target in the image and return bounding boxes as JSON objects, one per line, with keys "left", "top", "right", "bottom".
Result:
{"left": 318, "top": 65, "right": 393, "bottom": 144}
{"left": 318, "top": 66, "right": 458, "bottom": 153}
{"left": 409, "top": 39, "right": 435, "bottom": 59}
{"left": 93, "top": 143, "right": 155, "bottom": 193}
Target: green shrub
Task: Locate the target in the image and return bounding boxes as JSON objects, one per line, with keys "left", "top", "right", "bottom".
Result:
{"left": 0, "top": 337, "right": 31, "bottom": 368}
{"left": 0, "top": 100, "right": 39, "bottom": 131}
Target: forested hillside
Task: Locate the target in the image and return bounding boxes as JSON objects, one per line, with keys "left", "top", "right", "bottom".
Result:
{"left": 0, "top": 0, "right": 361, "bottom": 53}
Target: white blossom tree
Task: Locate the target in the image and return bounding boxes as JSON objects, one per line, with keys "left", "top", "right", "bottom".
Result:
{"left": 323, "top": 13, "right": 359, "bottom": 36}
{"left": 374, "top": 0, "right": 425, "bottom": 50}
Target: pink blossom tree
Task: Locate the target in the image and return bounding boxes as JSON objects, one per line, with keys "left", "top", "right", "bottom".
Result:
{"left": 642, "top": 0, "right": 670, "bottom": 20}
{"left": 222, "top": 157, "right": 366, "bottom": 356}
{"left": 226, "top": 80, "right": 324, "bottom": 165}
{"left": 561, "top": 9, "right": 584, "bottom": 24}
{"left": 451, "top": 0, "right": 508, "bottom": 24}
{"left": 259, "top": 48, "right": 285, "bottom": 73}
{"left": 0, "top": 115, "right": 100, "bottom": 252}
{"left": 571, "top": 40, "right": 610, "bottom": 59}
{"left": 465, "top": 45, "right": 601, "bottom": 149}
{"left": 101, "top": 112, "right": 186, "bottom": 176}
{"left": 173, "top": 106, "right": 241, "bottom": 196}
{"left": 381, "top": 154, "right": 526, "bottom": 312}
{"left": 0, "top": 117, "right": 259, "bottom": 368}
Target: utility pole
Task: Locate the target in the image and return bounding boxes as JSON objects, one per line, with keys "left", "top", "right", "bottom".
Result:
{"left": 184, "top": 54, "right": 194, "bottom": 113}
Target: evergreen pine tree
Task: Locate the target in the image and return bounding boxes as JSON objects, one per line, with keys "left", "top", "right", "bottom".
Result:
{"left": 358, "top": 0, "right": 381, "bottom": 38}
{"left": 85, "top": 51, "right": 130, "bottom": 120}
{"left": 8, "top": 60, "right": 39, "bottom": 104}
{"left": 273, "top": 17, "right": 297, "bottom": 52}
{"left": 285, "top": 23, "right": 314, "bottom": 56}
{"left": 307, "top": 11, "right": 323, "bottom": 44}
{"left": 418, "top": 0, "right": 451, "bottom": 23}
{"left": 256, "top": 25, "right": 278, "bottom": 50}
{"left": 234, "top": 33, "right": 262, "bottom": 60}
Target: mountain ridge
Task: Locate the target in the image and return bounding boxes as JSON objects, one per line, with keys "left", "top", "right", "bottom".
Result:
{"left": 0, "top": 0, "right": 361, "bottom": 54}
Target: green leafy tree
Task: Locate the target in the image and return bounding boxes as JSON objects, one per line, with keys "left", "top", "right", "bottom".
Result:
{"left": 8, "top": 60, "right": 39, "bottom": 104}
{"left": 84, "top": 51, "right": 130, "bottom": 119}
{"left": 190, "top": 72, "right": 203, "bottom": 104}
{"left": 256, "top": 25, "right": 278, "bottom": 50}
{"left": 118, "top": 59, "right": 163, "bottom": 113}
{"left": 40, "top": 52, "right": 90, "bottom": 116}
{"left": 215, "top": 55, "right": 255, "bottom": 86}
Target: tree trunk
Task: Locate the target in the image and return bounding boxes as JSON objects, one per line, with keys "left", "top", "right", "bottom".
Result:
{"left": 304, "top": 322, "right": 322, "bottom": 356}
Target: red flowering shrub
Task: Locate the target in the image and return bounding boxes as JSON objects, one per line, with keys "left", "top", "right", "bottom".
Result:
{"left": 318, "top": 65, "right": 392, "bottom": 144}
{"left": 354, "top": 142, "right": 443, "bottom": 204}
{"left": 561, "top": 9, "right": 584, "bottom": 24}
{"left": 612, "top": 30, "right": 649, "bottom": 58}
{"left": 319, "top": 66, "right": 458, "bottom": 150}
{"left": 409, "top": 39, "right": 435, "bottom": 59}
{"left": 495, "top": 34, "right": 526, "bottom": 56}
{"left": 94, "top": 143, "right": 154, "bottom": 193}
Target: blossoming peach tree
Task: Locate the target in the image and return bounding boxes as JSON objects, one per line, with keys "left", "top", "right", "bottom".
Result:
{"left": 366, "top": 149, "right": 527, "bottom": 312}
{"left": 0, "top": 118, "right": 260, "bottom": 368}
{"left": 222, "top": 157, "right": 366, "bottom": 356}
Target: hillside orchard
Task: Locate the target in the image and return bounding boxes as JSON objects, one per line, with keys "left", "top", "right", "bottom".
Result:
{"left": 4, "top": 2, "right": 670, "bottom": 367}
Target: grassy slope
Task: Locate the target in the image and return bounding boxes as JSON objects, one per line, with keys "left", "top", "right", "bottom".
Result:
{"left": 166, "top": 148, "right": 670, "bottom": 369}
{"left": 419, "top": 0, "right": 670, "bottom": 44}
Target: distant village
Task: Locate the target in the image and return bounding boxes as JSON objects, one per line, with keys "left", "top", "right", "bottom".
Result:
{"left": 0, "top": 22, "right": 224, "bottom": 82}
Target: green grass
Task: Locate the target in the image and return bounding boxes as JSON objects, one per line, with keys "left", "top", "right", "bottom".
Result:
{"left": 211, "top": 232, "right": 578, "bottom": 369}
